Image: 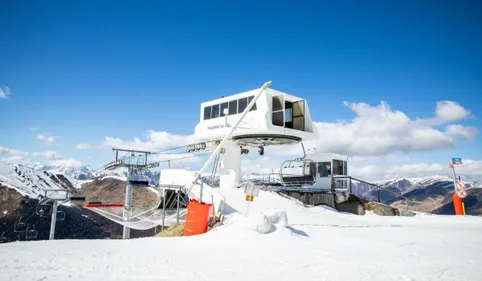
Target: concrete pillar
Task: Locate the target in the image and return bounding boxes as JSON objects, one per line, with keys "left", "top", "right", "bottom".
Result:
{"left": 218, "top": 141, "right": 241, "bottom": 189}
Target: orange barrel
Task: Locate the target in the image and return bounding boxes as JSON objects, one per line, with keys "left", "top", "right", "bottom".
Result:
{"left": 452, "top": 193, "right": 464, "bottom": 215}
{"left": 183, "top": 199, "right": 213, "bottom": 236}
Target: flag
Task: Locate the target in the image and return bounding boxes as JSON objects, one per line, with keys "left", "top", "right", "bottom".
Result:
{"left": 451, "top": 157, "right": 463, "bottom": 165}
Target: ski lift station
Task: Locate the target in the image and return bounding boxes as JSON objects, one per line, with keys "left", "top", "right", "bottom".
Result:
{"left": 183, "top": 84, "right": 350, "bottom": 192}
{"left": 185, "top": 86, "right": 329, "bottom": 189}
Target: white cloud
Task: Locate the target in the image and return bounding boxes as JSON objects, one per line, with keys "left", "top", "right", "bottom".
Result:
{"left": 75, "top": 143, "right": 103, "bottom": 150}
{"left": 31, "top": 150, "right": 83, "bottom": 168}
{"left": 77, "top": 130, "right": 196, "bottom": 151}
{"left": 0, "top": 86, "right": 10, "bottom": 99}
{"left": 0, "top": 147, "right": 82, "bottom": 168}
{"left": 0, "top": 156, "right": 34, "bottom": 165}
{"left": 292, "top": 100, "right": 478, "bottom": 158}
{"left": 104, "top": 130, "right": 195, "bottom": 150}
{"left": 29, "top": 127, "right": 39, "bottom": 132}
{"left": 445, "top": 124, "right": 478, "bottom": 141}
{"left": 48, "top": 158, "right": 83, "bottom": 168}
{"left": 433, "top": 101, "right": 472, "bottom": 124}
{"left": 32, "top": 150, "right": 63, "bottom": 160}
{"left": 36, "top": 134, "right": 56, "bottom": 145}
{"left": 0, "top": 146, "right": 29, "bottom": 157}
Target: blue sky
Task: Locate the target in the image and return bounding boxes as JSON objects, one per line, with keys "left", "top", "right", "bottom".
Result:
{"left": 0, "top": 1, "right": 480, "bottom": 179}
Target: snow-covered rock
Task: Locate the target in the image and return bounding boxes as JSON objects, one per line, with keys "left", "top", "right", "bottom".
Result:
{"left": 247, "top": 209, "right": 289, "bottom": 234}
{"left": 249, "top": 213, "right": 276, "bottom": 234}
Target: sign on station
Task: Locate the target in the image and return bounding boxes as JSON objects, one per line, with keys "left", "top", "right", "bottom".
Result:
{"left": 244, "top": 181, "right": 260, "bottom": 202}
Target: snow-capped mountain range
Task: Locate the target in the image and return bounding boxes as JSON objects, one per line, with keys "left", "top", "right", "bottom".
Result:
{"left": 0, "top": 162, "right": 478, "bottom": 200}
{"left": 0, "top": 163, "right": 161, "bottom": 199}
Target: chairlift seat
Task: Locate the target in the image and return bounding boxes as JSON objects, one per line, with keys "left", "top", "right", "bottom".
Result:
{"left": 25, "top": 229, "right": 38, "bottom": 240}
{"left": 14, "top": 222, "right": 28, "bottom": 233}
{"left": 281, "top": 176, "right": 316, "bottom": 185}
{"left": 69, "top": 196, "right": 86, "bottom": 202}
{"left": 129, "top": 180, "right": 149, "bottom": 187}
{"left": 56, "top": 211, "right": 66, "bottom": 221}
{"left": 36, "top": 205, "right": 53, "bottom": 217}
{"left": 0, "top": 232, "right": 8, "bottom": 243}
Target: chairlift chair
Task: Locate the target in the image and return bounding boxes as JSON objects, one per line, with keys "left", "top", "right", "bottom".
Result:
{"left": 14, "top": 216, "right": 28, "bottom": 233}
{"left": 25, "top": 225, "right": 39, "bottom": 240}
{"left": 129, "top": 167, "right": 150, "bottom": 187}
{"left": 36, "top": 203, "right": 53, "bottom": 217}
{"left": 56, "top": 205, "right": 66, "bottom": 221}
{"left": 0, "top": 232, "right": 8, "bottom": 243}
{"left": 279, "top": 158, "right": 317, "bottom": 186}
{"left": 69, "top": 196, "right": 86, "bottom": 202}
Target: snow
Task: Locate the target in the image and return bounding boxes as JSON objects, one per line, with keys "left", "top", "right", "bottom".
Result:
{"left": 0, "top": 163, "right": 78, "bottom": 198}
{"left": 1, "top": 188, "right": 482, "bottom": 281}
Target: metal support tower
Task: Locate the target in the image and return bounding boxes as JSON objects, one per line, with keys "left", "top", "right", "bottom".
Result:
{"left": 49, "top": 200, "right": 58, "bottom": 240}
{"left": 43, "top": 189, "right": 68, "bottom": 240}
{"left": 109, "top": 148, "right": 152, "bottom": 240}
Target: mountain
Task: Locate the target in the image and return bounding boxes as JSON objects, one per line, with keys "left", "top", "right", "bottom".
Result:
{"left": 0, "top": 163, "right": 78, "bottom": 198}
{"left": 0, "top": 162, "right": 162, "bottom": 243}
{"left": 386, "top": 176, "right": 476, "bottom": 213}
{"left": 349, "top": 178, "right": 415, "bottom": 202}
{"left": 432, "top": 188, "right": 482, "bottom": 216}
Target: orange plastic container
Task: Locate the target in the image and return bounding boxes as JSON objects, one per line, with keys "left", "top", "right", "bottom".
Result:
{"left": 183, "top": 199, "right": 213, "bottom": 236}
{"left": 453, "top": 194, "right": 464, "bottom": 215}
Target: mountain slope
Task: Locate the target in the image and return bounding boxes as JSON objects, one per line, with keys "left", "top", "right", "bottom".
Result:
{"left": 0, "top": 163, "right": 77, "bottom": 198}
{"left": 432, "top": 188, "right": 482, "bottom": 216}
{"left": 387, "top": 176, "right": 456, "bottom": 212}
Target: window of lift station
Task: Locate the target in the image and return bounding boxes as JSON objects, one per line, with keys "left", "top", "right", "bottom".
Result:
{"left": 317, "top": 160, "right": 348, "bottom": 177}
{"left": 203, "top": 96, "right": 257, "bottom": 120}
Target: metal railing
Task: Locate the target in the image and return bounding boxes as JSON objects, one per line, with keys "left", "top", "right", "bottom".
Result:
{"left": 247, "top": 173, "right": 281, "bottom": 186}
{"left": 334, "top": 176, "right": 418, "bottom": 211}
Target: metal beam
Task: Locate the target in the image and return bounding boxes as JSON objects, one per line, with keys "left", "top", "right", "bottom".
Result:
{"left": 112, "top": 148, "right": 152, "bottom": 154}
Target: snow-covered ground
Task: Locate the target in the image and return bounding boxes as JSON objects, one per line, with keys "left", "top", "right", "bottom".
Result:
{"left": 1, "top": 187, "right": 482, "bottom": 281}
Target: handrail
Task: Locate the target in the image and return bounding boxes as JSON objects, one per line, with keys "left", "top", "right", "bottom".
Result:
{"left": 333, "top": 176, "right": 419, "bottom": 211}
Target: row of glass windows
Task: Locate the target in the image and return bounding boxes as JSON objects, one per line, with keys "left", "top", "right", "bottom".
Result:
{"left": 203, "top": 96, "right": 257, "bottom": 120}
{"left": 317, "top": 160, "right": 348, "bottom": 177}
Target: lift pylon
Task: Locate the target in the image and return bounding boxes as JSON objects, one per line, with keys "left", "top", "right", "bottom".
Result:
{"left": 108, "top": 148, "right": 153, "bottom": 239}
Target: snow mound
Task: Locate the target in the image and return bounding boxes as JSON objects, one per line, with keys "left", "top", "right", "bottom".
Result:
{"left": 248, "top": 209, "right": 288, "bottom": 234}
{"left": 249, "top": 213, "right": 276, "bottom": 234}
{"left": 263, "top": 209, "right": 288, "bottom": 226}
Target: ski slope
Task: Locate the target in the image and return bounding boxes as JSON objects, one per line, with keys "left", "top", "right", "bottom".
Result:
{"left": 1, "top": 188, "right": 482, "bottom": 281}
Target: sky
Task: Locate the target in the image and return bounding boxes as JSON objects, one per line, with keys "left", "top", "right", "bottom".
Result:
{"left": 0, "top": 0, "right": 481, "bottom": 181}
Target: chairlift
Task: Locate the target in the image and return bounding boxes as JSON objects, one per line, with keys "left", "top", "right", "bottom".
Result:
{"left": 36, "top": 203, "right": 52, "bottom": 217}
{"left": 0, "top": 232, "right": 8, "bottom": 243}
{"left": 279, "top": 158, "right": 317, "bottom": 186}
{"left": 69, "top": 196, "right": 86, "bottom": 202}
{"left": 129, "top": 167, "right": 150, "bottom": 187}
{"left": 25, "top": 225, "right": 39, "bottom": 240}
{"left": 14, "top": 216, "right": 28, "bottom": 233}
{"left": 56, "top": 205, "right": 66, "bottom": 221}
